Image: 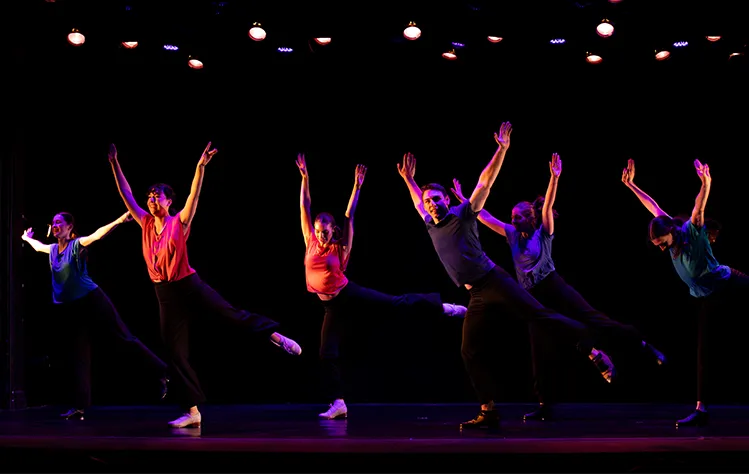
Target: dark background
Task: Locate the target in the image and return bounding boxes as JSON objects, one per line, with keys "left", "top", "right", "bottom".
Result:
{"left": 5, "top": 0, "right": 749, "bottom": 409}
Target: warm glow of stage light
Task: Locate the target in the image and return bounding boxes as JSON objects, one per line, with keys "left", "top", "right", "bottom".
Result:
{"left": 442, "top": 49, "right": 457, "bottom": 60}
{"left": 122, "top": 41, "right": 138, "bottom": 49}
{"left": 67, "top": 29, "right": 85, "bottom": 46}
{"left": 729, "top": 52, "right": 744, "bottom": 59}
{"left": 586, "top": 52, "right": 602, "bottom": 64}
{"left": 487, "top": 36, "right": 503, "bottom": 43}
{"left": 188, "top": 57, "right": 203, "bottom": 69}
{"left": 655, "top": 50, "right": 670, "bottom": 61}
{"left": 706, "top": 36, "right": 721, "bottom": 42}
{"left": 249, "top": 23, "right": 266, "bottom": 41}
{"left": 404, "top": 22, "right": 421, "bottom": 40}
{"left": 314, "top": 37, "right": 331, "bottom": 45}
{"left": 596, "top": 20, "right": 614, "bottom": 38}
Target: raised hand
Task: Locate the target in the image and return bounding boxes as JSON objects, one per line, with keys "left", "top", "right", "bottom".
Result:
{"left": 354, "top": 164, "right": 367, "bottom": 188}
{"left": 550, "top": 152, "right": 562, "bottom": 178}
{"left": 450, "top": 178, "right": 467, "bottom": 203}
{"left": 397, "top": 152, "right": 416, "bottom": 180}
{"left": 295, "top": 153, "right": 308, "bottom": 178}
{"left": 119, "top": 211, "right": 133, "bottom": 224}
{"left": 621, "top": 158, "right": 635, "bottom": 186}
{"left": 199, "top": 142, "right": 218, "bottom": 167}
{"left": 694, "top": 159, "right": 711, "bottom": 185}
{"left": 493, "top": 122, "right": 513, "bottom": 149}
{"left": 21, "top": 227, "right": 34, "bottom": 240}
{"left": 108, "top": 143, "right": 118, "bottom": 163}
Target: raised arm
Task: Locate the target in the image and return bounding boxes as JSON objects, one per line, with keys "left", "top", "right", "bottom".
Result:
{"left": 179, "top": 142, "right": 218, "bottom": 229}
{"left": 296, "top": 153, "right": 313, "bottom": 247}
{"left": 469, "top": 121, "right": 512, "bottom": 212}
{"left": 690, "top": 159, "right": 711, "bottom": 227}
{"left": 397, "top": 152, "right": 429, "bottom": 221}
{"left": 21, "top": 228, "right": 51, "bottom": 254}
{"left": 108, "top": 143, "right": 149, "bottom": 227}
{"left": 542, "top": 153, "right": 561, "bottom": 236}
{"left": 621, "top": 158, "right": 670, "bottom": 218}
{"left": 78, "top": 211, "right": 132, "bottom": 247}
{"left": 342, "top": 164, "right": 367, "bottom": 257}
{"left": 451, "top": 178, "right": 514, "bottom": 237}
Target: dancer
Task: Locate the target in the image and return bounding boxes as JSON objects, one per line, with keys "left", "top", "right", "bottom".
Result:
{"left": 296, "top": 153, "right": 467, "bottom": 420}
{"left": 108, "top": 142, "right": 302, "bottom": 428}
{"left": 21, "top": 211, "right": 169, "bottom": 420}
{"left": 396, "top": 122, "right": 616, "bottom": 431}
{"left": 622, "top": 158, "right": 749, "bottom": 427}
{"left": 450, "top": 152, "right": 666, "bottom": 421}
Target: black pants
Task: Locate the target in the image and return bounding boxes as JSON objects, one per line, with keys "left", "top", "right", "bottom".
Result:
{"left": 527, "top": 271, "right": 643, "bottom": 403}
{"left": 154, "top": 273, "right": 280, "bottom": 411}
{"left": 55, "top": 287, "right": 167, "bottom": 409}
{"left": 696, "top": 268, "right": 749, "bottom": 403}
{"left": 318, "top": 280, "right": 444, "bottom": 401}
{"left": 462, "top": 266, "right": 594, "bottom": 405}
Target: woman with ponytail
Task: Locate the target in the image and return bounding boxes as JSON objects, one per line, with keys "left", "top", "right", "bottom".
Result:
{"left": 451, "top": 153, "right": 666, "bottom": 422}
{"left": 296, "top": 153, "right": 467, "bottom": 420}
{"left": 21, "top": 211, "right": 168, "bottom": 420}
{"left": 622, "top": 158, "right": 749, "bottom": 427}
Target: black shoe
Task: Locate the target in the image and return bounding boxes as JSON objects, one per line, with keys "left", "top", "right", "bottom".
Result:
{"left": 676, "top": 410, "right": 708, "bottom": 428}
{"left": 644, "top": 342, "right": 667, "bottom": 366}
{"left": 60, "top": 408, "right": 84, "bottom": 420}
{"left": 159, "top": 377, "right": 170, "bottom": 400}
{"left": 523, "top": 404, "right": 551, "bottom": 421}
{"left": 460, "top": 409, "right": 499, "bottom": 430}
{"left": 591, "top": 350, "right": 616, "bottom": 383}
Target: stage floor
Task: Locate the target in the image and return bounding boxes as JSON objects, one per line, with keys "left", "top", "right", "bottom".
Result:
{"left": 2, "top": 403, "right": 749, "bottom": 472}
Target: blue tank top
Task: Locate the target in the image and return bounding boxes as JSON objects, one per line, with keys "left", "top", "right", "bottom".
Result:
{"left": 49, "top": 238, "right": 98, "bottom": 303}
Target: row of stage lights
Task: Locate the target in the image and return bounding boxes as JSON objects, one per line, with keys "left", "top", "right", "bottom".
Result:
{"left": 64, "top": 18, "right": 744, "bottom": 69}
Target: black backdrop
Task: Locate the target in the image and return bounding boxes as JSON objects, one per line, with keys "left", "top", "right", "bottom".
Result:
{"left": 8, "top": 0, "right": 749, "bottom": 408}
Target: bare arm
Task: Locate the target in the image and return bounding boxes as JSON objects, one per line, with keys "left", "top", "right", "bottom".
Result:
{"left": 342, "top": 164, "right": 367, "bottom": 259}
{"left": 469, "top": 121, "right": 512, "bottom": 212}
{"left": 78, "top": 212, "right": 132, "bottom": 247}
{"left": 542, "top": 153, "right": 561, "bottom": 236}
{"left": 21, "top": 228, "right": 51, "bottom": 254}
{"left": 296, "top": 153, "right": 313, "bottom": 247}
{"left": 397, "top": 152, "right": 429, "bottom": 221}
{"left": 621, "top": 158, "right": 670, "bottom": 218}
{"left": 690, "top": 159, "right": 712, "bottom": 227}
{"left": 108, "top": 143, "right": 149, "bottom": 227}
{"left": 179, "top": 142, "right": 218, "bottom": 229}
{"left": 450, "top": 178, "right": 514, "bottom": 237}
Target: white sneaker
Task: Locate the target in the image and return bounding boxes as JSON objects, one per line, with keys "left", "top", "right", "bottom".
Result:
{"left": 272, "top": 334, "right": 302, "bottom": 355}
{"left": 168, "top": 411, "right": 201, "bottom": 428}
{"left": 443, "top": 303, "right": 467, "bottom": 318}
{"left": 319, "top": 400, "right": 347, "bottom": 420}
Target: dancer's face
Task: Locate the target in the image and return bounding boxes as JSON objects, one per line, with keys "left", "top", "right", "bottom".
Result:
{"left": 146, "top": 190, "right": 172, "bottom": 217}
{"left": 314, "top": 221, "right": 334, "bottom": 247}
{"left": 50, "top": 214, "right": 73, "bottom": 239}
{"left": 511, "top": 204, "right": 535, "bottom": 234}
{"left": 651, "top": 233, "right": 673, "bottom": 251}
{"left": 422, "top": 189, "right": 449, "bottom": 221}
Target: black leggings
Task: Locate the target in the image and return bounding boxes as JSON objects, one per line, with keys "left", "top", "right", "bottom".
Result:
{"left": 318, "top": 280, "right": 444, "bottom": 400}
{"left": 55, "top": 287, "right": 167, "bottom": 409}
{"left": 528, "top": 271, "right": 643, "bottom": 403}
{"left": 154, "top": 273, "right": 280, "bottom": 410}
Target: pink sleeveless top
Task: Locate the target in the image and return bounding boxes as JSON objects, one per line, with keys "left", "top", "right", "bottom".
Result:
{"left": 141, "top": 214, "right": 196, "bottom": 283}
{"left": 304, "top": 238, "right": 349, "bottom": 295}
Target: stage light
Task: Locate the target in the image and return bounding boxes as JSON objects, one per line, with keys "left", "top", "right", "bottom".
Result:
{"left": 249, "top": 22, "right": 266, "bottom": 41}
{"left": 596, "top": 19, "right": 614, "bottom": 38}
{"left": 586, "top": 52, "right": 602, "bottom": 64}
{"left": 487, "top": 36, "right": 503, "bottom": 43}
{"left": 442, "top": 49, "right": 457, "bottom": 60}
{"left": 404, "top": 21, "right": 421, "bottom": 40}
{"left": 67, "top": 29, "right": 85, "bottom": 46}
{"left": 121, "top": 41, "right": 138, "bottom": 49}
{"left": 188, "top": 56, "right": 203, "bottom": 69}
{"left": 314, "top": 37, "right": 331, "bottom": 45}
